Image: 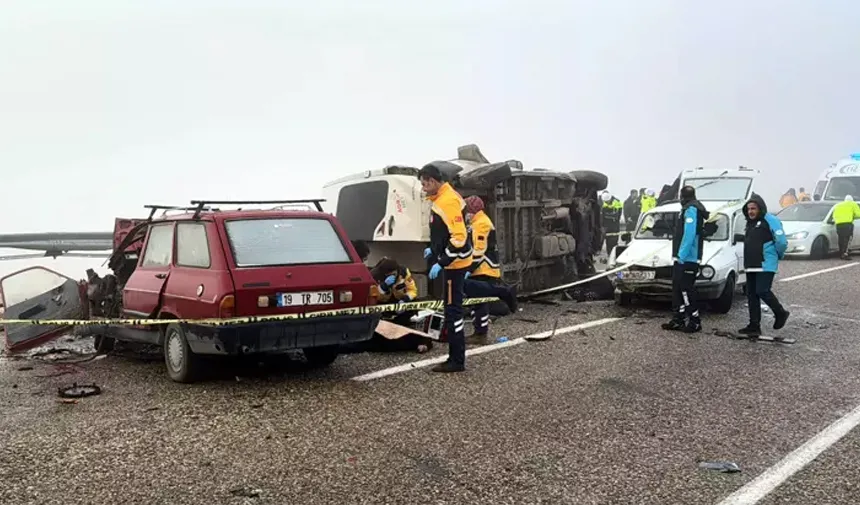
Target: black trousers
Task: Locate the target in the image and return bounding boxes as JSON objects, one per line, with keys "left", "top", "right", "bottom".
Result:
{"left": 836, "top": 223, "right": 854, "bottom": 256}
{"left": 466, "top": 274, "right": 503, "bottom": 334}
{"left": 671, "top": 262, "right": 700, "bottom": 322}
{"left": 746, "top": 272, "right": 785, "bottom": 326}
{"left": 443, "top": 268, "right": 467, "bottom": 366}
{"left": 604, "top": 220, "right": 621, "bottom": 253}
{"left": 625, "top": 219, "right": 638, "bottom": 232}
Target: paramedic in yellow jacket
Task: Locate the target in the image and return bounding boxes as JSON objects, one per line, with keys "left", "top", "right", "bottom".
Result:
{"left": 463, "top": 195, "right": 518, "bottom": 341}
{"left": 372, "top": 258, "right": 419, "bottom": 305}
{"left": 419, "top": 164, "right": 472, "bottom": 373}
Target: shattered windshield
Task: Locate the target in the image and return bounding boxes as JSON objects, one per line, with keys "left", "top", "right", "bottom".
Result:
{"left": 636, "top": 212, "right": 729, "bottom": 241}
{"left": 824, "top": 177, "right": 860, "bottom": 201}
{"left": 776, "top": 203, "right": 833, "bottom": 222}
{"left": 683, "top": 177, "right": 751, "bottom": 201}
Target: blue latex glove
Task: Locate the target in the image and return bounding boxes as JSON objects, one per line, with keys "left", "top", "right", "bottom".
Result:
{"left": 428, "top": 263, "right": 442, "bottom": 280}
{"left": 384, "top": 274, "right": 396, "bottom": 286}
{"left": 464, "top": 271, "right": 471, "bottom": 279}
{"left": 423, "top": 247, "right": 433, "bottom": 259}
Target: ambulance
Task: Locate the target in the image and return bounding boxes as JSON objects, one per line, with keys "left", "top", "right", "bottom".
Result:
{"left": 812, "top": 154, "right": 860, "bottom": 202}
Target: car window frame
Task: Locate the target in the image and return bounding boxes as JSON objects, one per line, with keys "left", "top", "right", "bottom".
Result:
{"left": 140, "top": 222, "right": 175, "bottom": 269}
{"left": 175, "top": 221, "right": 212, "bottom": 269}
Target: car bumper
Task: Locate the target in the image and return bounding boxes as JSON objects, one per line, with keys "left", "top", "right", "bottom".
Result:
{"left": 784, "top": 239, "right": 814, "bottom": 257}
{"left": 184, "top": 314, "right": 380, "bottom": 355}
{"left": 614, "top": 277, "right": 726, "bottom": 300}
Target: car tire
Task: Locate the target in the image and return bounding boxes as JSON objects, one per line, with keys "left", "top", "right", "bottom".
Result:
{"left": 810, "top": 236, "right": 828, "bottom": 260}
{"left": 614, "top": 292, "right": 633, "bottom": 307}
{"left": 93, "top": 335, "right": 115, "bottom": 354}
{"left": 302, "top": 345, "right": 339, "bottom": 368}
{"left": 163, "top": 323, "right": 202, "bottom": 383}
{"left": 570, "top": 170, "right": 609, "bottom": 191}
{"left": 711, "top": 273, "right": 736, "bottom": 314}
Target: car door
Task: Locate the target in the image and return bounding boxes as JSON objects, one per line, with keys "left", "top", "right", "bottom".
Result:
{"left": 122, "top": 222, "right": 175, "bottom": 318}
{"left": 1, "top": 266, "right": 87, "bottom": 353}
{"left": 732, "top": 211, "right": 746, "bottom": 284}
{"left": 822, "top": 209, "right": 839, "bottom": 253}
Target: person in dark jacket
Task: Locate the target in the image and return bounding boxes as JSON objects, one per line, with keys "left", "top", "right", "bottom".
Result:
{"left": 662, "top": 185, "right": 710, "bottom": 333}
{"left": 600, "top": 191, "right": 623, "bottom": 253}
{"left": 739, "top": 193, "right": 790, "bottom": 338}
{"left": 623, "top": 189, "right": 640, "bottom": 232}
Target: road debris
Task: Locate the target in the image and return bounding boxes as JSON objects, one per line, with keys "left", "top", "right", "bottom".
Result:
{"left": 698, "top": 461, "right": 741, "bottom": 473}
{"left": 57, "top": 383, "right": 102, "bottom": 399}
{"left": 229, "top": 486, "right": 261, "bottom": 498}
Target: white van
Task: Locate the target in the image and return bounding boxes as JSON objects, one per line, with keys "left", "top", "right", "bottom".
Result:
{"left": 813, "top": 155, "right": 860, "bottom": 201}
{"left": 322, "top": 166, "right": 434, "bottom": 294}
{"left": 608, "top": 167, "right": 759, "bottom": 313}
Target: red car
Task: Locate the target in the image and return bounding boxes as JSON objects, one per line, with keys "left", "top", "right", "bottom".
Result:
{"left": 1, "top": 200, "right": 379, "bottom": 382}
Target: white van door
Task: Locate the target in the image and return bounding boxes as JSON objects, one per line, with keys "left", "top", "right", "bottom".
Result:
{"left": 732, "top": 211, "right": 746, "bottom": 285}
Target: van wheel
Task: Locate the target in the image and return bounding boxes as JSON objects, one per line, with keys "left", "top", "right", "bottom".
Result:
{"left": 569, "top": 170, "right": 609, "bottom": 191}
{"left": 711, "top": 274, "right": 736, "bottom": 314}
{"left": 163, "top": 323, "right": 202, "bottom": 383}
{"left": 93, "top": 335, "right": 115, "bottom": 354}
{"left": 810, "top": 236, "right": 828, "bottom": 260}
{"left": 615, "top": 292, "right": 633, "bottom": 307}
{"left": 302, "top": 346, "right": 339, "bottom": 368}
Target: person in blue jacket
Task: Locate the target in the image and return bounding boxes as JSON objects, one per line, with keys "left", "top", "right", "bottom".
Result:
{"left": 662, "top": 185, "right": 710, "bottom": 333}
{"left": 738, "top": 193, "right": 790, "bottom": 338}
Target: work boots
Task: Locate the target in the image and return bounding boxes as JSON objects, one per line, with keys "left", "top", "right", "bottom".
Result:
{"left": 661, "top": 318, "right": 685, "bottom": 331}
{"left": 682, "top": 317, "right": 702, "bottom": 334}
{"left": 738, "top": 324, "right": 761, "bottom": 338}
{"left": 773, "top": 309, "right": 790, "bottom": 330}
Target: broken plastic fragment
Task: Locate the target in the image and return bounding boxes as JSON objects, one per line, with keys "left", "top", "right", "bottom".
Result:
{"left": 699, "top": 461, "right": 741, "bottom": 473}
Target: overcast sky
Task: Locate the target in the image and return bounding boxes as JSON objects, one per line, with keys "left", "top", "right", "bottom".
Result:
{"left": 1, "top": 0, "right": 858, "bottom": 278}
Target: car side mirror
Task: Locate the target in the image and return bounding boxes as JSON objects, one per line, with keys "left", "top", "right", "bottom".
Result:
{"left": 733, "top": 233, "right": 745, "bottom": 243}
{"left": 827, "top": 218, "right": 834, "bottom": 224}
{"left": 620, "top": 233, "right": 631, "bottom": 242}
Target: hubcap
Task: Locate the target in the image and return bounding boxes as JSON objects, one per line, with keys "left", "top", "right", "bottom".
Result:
{"left": 166, "top": 331, "right": 184, "bottom": 372}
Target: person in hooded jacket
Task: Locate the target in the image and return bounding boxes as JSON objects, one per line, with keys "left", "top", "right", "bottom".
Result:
{"left": 623, "top": 189, "right": 641, "bottom": 232}
{"left": 662, "top": 185, "right": 709, "bottom": 333}
{"left": 739, "top": 193, "right": 790, "bottom": 338}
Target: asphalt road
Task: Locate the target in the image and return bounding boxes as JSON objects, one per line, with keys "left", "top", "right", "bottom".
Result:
{"left": 1, "top": 258, "right": 859, "bottom": 505}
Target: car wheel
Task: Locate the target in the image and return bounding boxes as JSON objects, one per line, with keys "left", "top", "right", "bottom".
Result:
{"left": 302, "top": 345, "right": 339, "bottom": 368}
{"left": 711, "top": 273, "right": 736, "bottom": 314}
{"left": 614, "top": 292, "right": 633, "bottom": 307}
{"left": 810, "top": 236, "right": 828, "bottom": 260}
{"left": 163, "top": 323, "right": 202, "bottom": 383}
{"left": 93, "top": 335, "right": 115, "bottom": 354}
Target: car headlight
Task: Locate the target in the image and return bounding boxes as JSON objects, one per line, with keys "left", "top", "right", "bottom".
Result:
{"left": 699, "top": 265, "right": 715, "bottom": 280}
{"left": 786, "top": 231, "right": 808, "bottom": 240}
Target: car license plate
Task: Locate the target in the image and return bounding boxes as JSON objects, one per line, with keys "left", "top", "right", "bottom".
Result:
{"left": 617, "top": 270, "right": 655, "bottom": 281}
{"left": 277, "top": 291, "right": 334, "bottom": 307}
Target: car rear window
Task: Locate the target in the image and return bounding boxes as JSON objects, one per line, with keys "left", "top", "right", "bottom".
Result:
{"left": 224, "top": 218, "right": 352, "bottom": 267}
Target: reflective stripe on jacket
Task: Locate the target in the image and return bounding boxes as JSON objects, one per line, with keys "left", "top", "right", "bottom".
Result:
{"left": 427, "top": 182, "right": 473, "bottom": 270}
{"left": 469, "top": 210, "right": 501, "bottom": 279}
{"left": 376, "top": 267, "right": 419, "bottom": 303}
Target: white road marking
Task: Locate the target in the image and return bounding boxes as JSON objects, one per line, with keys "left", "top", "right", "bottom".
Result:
{"left": 350, "top": 317, "right": 622, "bottom": 382}
{"left": 779, "top": 262, "right": 858, "bottom": 282}
{"left": 715, "top": 402, "right": 860, "bottom": 505}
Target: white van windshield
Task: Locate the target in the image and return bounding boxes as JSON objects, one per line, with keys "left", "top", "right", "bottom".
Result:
{"left": 636, "top": 212, "right": 729, "bottom": 241}
{"left": 824, "top": 177, "right": 860, "bottom": 201}
{"left": 683, "top": 177, "right": 751, "bottom": 201}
